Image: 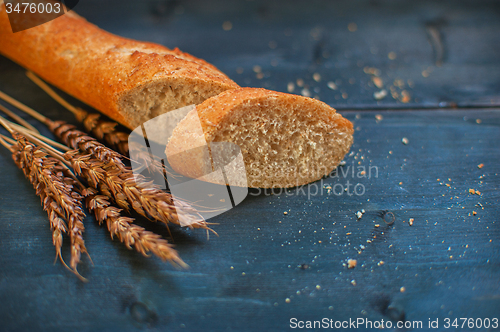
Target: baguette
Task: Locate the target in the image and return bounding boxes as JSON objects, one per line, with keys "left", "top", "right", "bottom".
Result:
{"left": 0, "top": 0, "right": 239, "bottom": 129}
{"left": 165, "top": 88, "right": 354, "bottom": 188}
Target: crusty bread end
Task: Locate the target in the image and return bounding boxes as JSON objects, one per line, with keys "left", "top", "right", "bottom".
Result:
{"left": 166, "top": 88, "right": 354, "bottom": 188}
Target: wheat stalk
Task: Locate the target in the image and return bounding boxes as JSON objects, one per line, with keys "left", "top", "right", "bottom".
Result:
{"left": 9, "top": 134, "right": 89, "bottom": 280}
{"left": 85, "top": 188, "right": 187, "bottom": 268}
{"left": 52, "top": 159, "right": 187, "bottom": 268}
{"left": 4, "top": 132, "right": 187, "bottom": 269}
{"left": 64, "top": 150, "right": 210, "bottom": 231}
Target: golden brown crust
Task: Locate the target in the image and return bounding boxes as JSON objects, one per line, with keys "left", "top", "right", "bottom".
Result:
{"left": 0, "top": 1, "right": 239, "bottom": 129}
{"left": 166, "top": 88, "right": 354, "bottom": 188}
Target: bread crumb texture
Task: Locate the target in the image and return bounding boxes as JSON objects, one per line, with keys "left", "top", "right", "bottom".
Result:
{"left": 167, "top": 88, "right": 354, "bottom": 188}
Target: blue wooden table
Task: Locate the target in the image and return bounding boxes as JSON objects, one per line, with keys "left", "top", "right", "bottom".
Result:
{"left": 0, "top": 1, "right": 499, "bottom": 331}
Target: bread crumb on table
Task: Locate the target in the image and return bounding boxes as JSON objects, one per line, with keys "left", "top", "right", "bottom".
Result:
{"left": 347, "top": 259, "right": 357, "bottom": 269}
{"left": 374, "top": 90, "right": 387, "bottom": 100}
{"left": 409, "top": 218, "right": 414, "bottom": 226}
{"left": 478, "top": 163, "right": 484, "bottom": 169}
{"left": 327, "top": 81, "right": 338, "bottom": 90}
{"left": 402, "top": 137, "right": 409, "bottom": 145}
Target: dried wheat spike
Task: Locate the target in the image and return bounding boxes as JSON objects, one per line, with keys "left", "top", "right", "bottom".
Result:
{"left": 11, "top": 136, "right": 89, "bottom": 278}
{"left": 73, "top": 109, "right": 129, "bottom": 155}
{"left": 49, "top": 121, "right": 123, "bottom": 166}
{"left": 52, "top": 118, "right": 169, "bottom": 175}
{"left": 65, "top": 151, "right": 209, "bottom": 231}
{"left": 85, "top": 188, "right": 186, "bottom": 268}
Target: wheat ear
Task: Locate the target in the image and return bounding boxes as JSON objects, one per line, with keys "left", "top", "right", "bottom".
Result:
{"left": 85, "top": 188, "right": 187, "bottom": 268}
{"left": 9, "top": 134, "right": 88, "bottom": 280}
{"left": 64, "top": 151, "right": 210, "bottom": 231}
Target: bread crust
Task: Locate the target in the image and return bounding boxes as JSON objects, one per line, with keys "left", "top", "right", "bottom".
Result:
{"left": 166, "top": 88, "right": 354, "bottom": 188}
{"left": 0, "top": 1, "right": 238, "bottom": 129}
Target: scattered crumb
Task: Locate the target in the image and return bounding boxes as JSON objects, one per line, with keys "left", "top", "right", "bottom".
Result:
{"left": 400, "top": 286, "right": 406, "bottom": 293}
{"left": 222, "top": 21, "right": 233, "bottom": 31}
{"left": 478, "top": 164, "right": 484, "bottom": 169}
{"left": 364, "top": 67, "right": 381, "bottom": 76}
{"left": 253, "top": 65, "right": 262, "bottom": 73}
{"left": 476, "top": 191, "right": 481, "bottom": 195}
{"left": 402, "top": 137, "right": 409, "bottom": 145}
{"left": 476, "top": 119, "right": 482, "bottom": 124}
{"left": 316, "top": 285, "right": 321, "bottom": 290}
{"left": 351, "top": 280, "right": 357, "bottom": 286}
{"left": 422, "top": 70, "right": 430, "bottom": 77}
{"left": 388, "top": 52, "right": 397, "bottom": 60}
{"left": 347, "top": 259, "right": 357, "bottom": 269}
{"left": 284, "top": 211, "right": 288, "bottom": 215}
{"left": 342, "top": 92, "right": 348, "bottom": 99}
{"left": 301, "top": 88, "right": 311, "bottom": 97}
{"left": 285, "top": 298, "right": 291, "bottom": 303}
{"left": 375, "top": 114, "right": 383, "bottom": 121}
{"left": 378, "top": 261, "right": 384, "bottom": 266}
{"left": 374, "top": 89, "right": 387, "bottom": 100}
{"left": 313, "top": 73, "right": 321, "bottom": 82}
{"left": 374, "top": 224, "right": 380, "bottom": 228}
{"left": 401, "top": 90, "right": 411, "bottom": 103}
{"left": 473, "top": 211, "right": 477, "bottom": 216}
{"left": 256, "top": 72, "right": 264, "bottom": 79}
{"left": 220, "top": 199, "right": 225, "bottom": 202}
{"left": 399, "top": 182, "right": 403, "bottom": 185}
{"left": 409, "top": 218, "right": 414, "bottom": 226}
{"left": 469, "top": 189, "right": 476, "bottom": 194}
{"left": 356, "top": 211, "right": 363, "bottom": 219}
{"left": 372, "top": 77, "right": 383, "bottom": 88}
{"left": 327, "top": 81, "right": 338, "bottom": 90}
{"left": 296, "top": 78, "right": 304, "bottom": 87}
{"left": 287, "top": 82, "right": 295, "bottom": 93}
{"left": 348, "top": 22, "right": 357, "bottom": 32}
